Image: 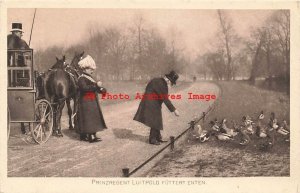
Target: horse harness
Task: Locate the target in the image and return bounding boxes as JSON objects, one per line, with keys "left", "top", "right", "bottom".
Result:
{"left": 39, "top": 68, "right": 78, "bottom": 104}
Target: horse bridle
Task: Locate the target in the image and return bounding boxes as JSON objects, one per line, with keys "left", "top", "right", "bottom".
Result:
{"left": 69, "top": 55, "right": 84, "bottom": 77}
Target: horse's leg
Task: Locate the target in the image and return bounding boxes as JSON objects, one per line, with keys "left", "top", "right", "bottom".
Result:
{"left": 56, "top": 101, "right": 65, "bottom": 137}
{"left": 50, "top": 98, "right": 59, "bottom": 136}
{"left": 20, "top": 122, "right": 26, "bottom": 134}
{"left": 72, "top": 95, "right": 79, "bottom": 122}
{"left": 66, "top": 99, "right": 73, "bottom": 130}
{"left": 71, "top": 95, "right": 79, "bottom": 133}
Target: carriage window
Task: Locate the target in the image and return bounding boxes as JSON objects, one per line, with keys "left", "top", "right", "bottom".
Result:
{"left": 8, "top": 50, "right": 32, "bottom": 67}
{"left": 8, "top": 68, "right": 31, "bottom": 87}
{"left": 7, "top": 49, "right": 33, "bottom": 88}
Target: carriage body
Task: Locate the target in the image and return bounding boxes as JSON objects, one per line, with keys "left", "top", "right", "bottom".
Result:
{"left": 7, "top": 49, "right": 53, "bottom": 144}
{"left": 7, "top": 49, "right": 35, "bottom": 122}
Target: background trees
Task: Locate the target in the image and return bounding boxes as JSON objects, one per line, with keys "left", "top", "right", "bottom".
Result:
{"left": 194, "top": 10, "right": 289, "bottom": 93}
{"left": 244, "top": 10, "right": 290, "bottom": 93}
{"left": 34, "top": 14, "right": 189, "bottom": 81}
{"left": 34, "top": 10, "right": 289, "bottom": 93}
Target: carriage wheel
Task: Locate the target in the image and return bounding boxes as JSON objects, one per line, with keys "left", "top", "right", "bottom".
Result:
{"left": 31, "top": 99, "right": 53, "bottom": 144}
{"left": 7, "top": 108, "right": 11, "bottom": 141}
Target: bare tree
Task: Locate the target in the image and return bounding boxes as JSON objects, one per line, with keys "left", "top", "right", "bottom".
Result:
{"left": 34, "top": 46, "right": 65, "bottom": 71}
{"left": 203, "top": 51, "right": 226, "bottom": 80}
{"left": 104, "top": 27, "right": 127, "bottom": 80}
{"left": 217, "top": 10, "right": 235, "bottom": 80}
{"left": 269, "top": 10, "right": 290, "bottom": 93}
{"left": 246, "top": 10, "right": 290, "bottom": 93}
{"left": 166, "top": 27, "right": 182, "bottom": 73}
{"left": 231, "top": 50, "right": 250, "bottom": 80}
{"left": 128, "top": 14, "right": 147, "bottom": 80}
{"left": 35, "top": 14, "right": 194, "bottom": 82}
{"left": 84, "top": 25, "right": 108, "bottom": 78}
{"left": 194, "top": 54, "right": 209, "bottom": 80}
{"left": 247, "top": 28, "right": 267, "bottom": 84}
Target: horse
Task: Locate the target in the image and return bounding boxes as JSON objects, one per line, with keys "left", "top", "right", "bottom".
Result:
{"left": 36, "top": 56, "right": 77, "bottom": 136}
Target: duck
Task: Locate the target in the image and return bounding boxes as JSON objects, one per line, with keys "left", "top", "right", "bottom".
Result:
{"left": 220, "top": 118, "right": 238, "bottom": 137}
{"left": 191, "top": 124, "right": 202, "bottom": 138}
{"left": 210, "top": 119, "right": 220, "bottom": 132}
{"left": 216, "top": 133, "right": 233, "bottom": 141}
{"left": 256, "top": 111, "right": 268, "bottom": 138}
{"left": 232, "top": 120, "right": 241, "bottom": 132}
{"left": 258, "top": 110, "right": 265, "bottom": 120}
{"left": 199, "top": 134, "right": 209, "bottom": 142}
{"left": 209, "top": 119, "right": 233, "bottom": 141}
{"left": 242, "top": 115, "right": 255, "bottom": 135}
{"left": 268, "top": 112, "right": 277, "bottom": 131}
{"left": 190, "top": 124, "right": 209, "bottom": 142}
{"left": 238, "top": 116, "right": 253, "bottom": 145}
{"left": 277, "top": 120, "right": 290, "bottom": 135}
{"left": 199, "top": 125, "right": 209, "bottom": 143}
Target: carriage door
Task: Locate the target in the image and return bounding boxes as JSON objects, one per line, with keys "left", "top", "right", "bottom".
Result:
{"left": 7, "top": 49, "right": 35, "bottom": 122}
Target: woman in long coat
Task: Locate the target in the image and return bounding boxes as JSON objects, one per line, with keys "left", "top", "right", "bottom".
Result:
{"left": 75, "top": 55, "right": 107, "bottom": 143}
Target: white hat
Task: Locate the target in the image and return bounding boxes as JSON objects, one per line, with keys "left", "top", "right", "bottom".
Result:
{"left": 78, "top": 55, "right": 96, "bottom": 70}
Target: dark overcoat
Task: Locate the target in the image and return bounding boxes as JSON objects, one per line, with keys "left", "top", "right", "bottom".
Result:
{"left": 133, "top": 78, "right": 176, "bottom": 130}
{"left": 7, "top": 34, "right": 29, "bottom": 49}
{"left": 75, "top": 73, "right": 107, "bottom": 134}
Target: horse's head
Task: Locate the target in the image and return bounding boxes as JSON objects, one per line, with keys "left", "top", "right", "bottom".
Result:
{"left": 69, "top": 51, "right": 85, "bottom": 76}
{"left": 51, "top": 55, "right": 66, "bottom": 69}
{"left": 57, "top": 55, "right": 66, "bottom": 65}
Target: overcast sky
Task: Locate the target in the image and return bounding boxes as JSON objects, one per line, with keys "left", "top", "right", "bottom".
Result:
{"left": 7, "top": 8, "right": 274, "bottom": 59}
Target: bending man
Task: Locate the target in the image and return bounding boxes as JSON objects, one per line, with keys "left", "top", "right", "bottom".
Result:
{"left": 134, "top": 70, "right": 180, "bottom": 145}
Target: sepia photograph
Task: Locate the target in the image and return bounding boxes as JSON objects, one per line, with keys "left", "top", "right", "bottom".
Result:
{"left": 1, "top": 1, "right": 299, "bottom": 193}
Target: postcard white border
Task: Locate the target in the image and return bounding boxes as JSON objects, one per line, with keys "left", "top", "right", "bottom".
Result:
{"left": 0, "top": 1, "right": 299, "bottom": 193}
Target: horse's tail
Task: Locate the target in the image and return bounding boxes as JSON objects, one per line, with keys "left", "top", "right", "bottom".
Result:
{"left": 57, "top": 83, "right": 65, "bottom": 100}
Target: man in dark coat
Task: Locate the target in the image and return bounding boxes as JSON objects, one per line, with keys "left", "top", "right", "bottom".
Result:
{"left": 7, "top": 23, "right": 29, "bottom": 49}
{"left": 134, "top": 70, "right": 180, "bottom": 145}
{"left": 7, "top": 23, "right": 30, "bottom": 135}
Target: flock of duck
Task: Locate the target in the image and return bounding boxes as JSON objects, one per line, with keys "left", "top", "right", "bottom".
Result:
{"left": 192, "top": 111, "right": 290, "bottom": 148}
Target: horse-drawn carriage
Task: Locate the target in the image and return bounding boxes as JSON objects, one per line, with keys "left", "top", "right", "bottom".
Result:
{"left": 7, "top": 48, "right": 84, "bottom": 144}
{"left": 7, "top": 49, "right": 54, "bottom": 144}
